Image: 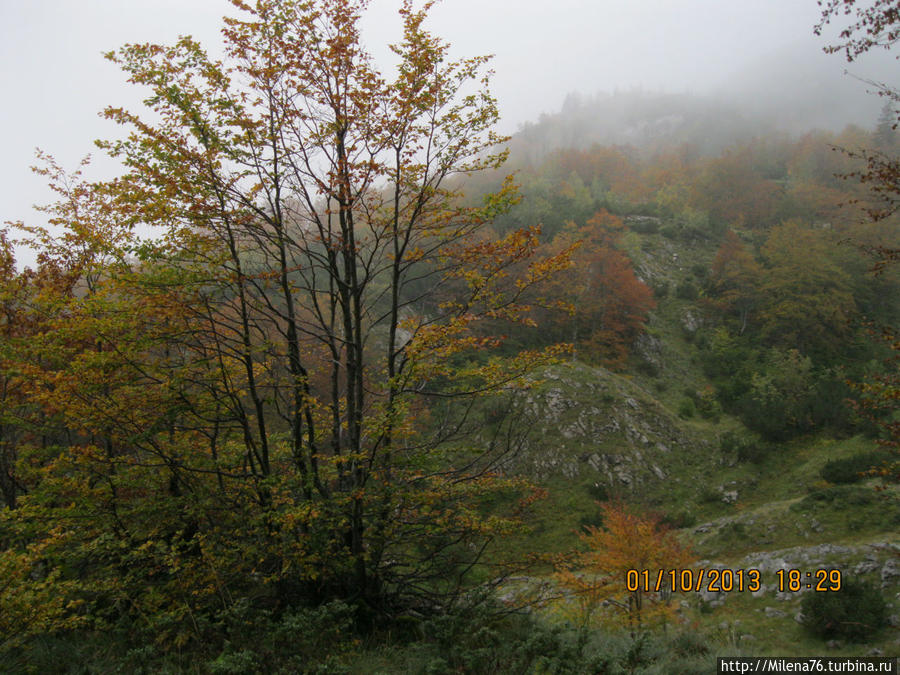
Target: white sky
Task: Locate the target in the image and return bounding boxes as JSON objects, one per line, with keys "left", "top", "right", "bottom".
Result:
{"left": 0, "top": 0, "right": 863, "bottom": 267}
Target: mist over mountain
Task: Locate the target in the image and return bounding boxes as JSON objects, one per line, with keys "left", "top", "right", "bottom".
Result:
{"left": 509, "top": 41, "right": 895, "bottom": 163}
{"left": 510, "top": 91, "right": 768, "bottom": 163}
{"left": 715, "top": 41, "right": 895, "bottom": 134}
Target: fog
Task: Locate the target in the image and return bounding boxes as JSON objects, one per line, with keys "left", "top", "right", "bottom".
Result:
{"left": 1, "top": 0, "right": 892, "bottom": 267}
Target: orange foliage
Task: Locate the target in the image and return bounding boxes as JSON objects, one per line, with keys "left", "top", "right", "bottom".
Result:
{"left": 556, "top": 501, "right": 693, "bottom": 633}
{"left": 708, "top": 230, "right": 762, "bottom": 334}
{"left": 693, "top": 151, "right": 782, "bottom": 228}
{"left": 544, "top": 211, "right": 655, "bottom": 368}
{"left": 554, "top": 146, "right": 652, "bottom": 204}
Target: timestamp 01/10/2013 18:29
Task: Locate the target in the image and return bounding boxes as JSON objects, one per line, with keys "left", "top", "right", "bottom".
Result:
{"left": 625, "top": 568, "right": 843, "bottom": 594}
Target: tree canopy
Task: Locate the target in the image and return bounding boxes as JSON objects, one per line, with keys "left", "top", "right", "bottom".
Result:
{"left": 0, "top": 0, "right": 571, "bottom": 655}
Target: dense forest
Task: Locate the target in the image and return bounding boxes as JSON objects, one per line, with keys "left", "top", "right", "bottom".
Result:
{"left": 1, "top": 0, "right": 898, "bottom": 672}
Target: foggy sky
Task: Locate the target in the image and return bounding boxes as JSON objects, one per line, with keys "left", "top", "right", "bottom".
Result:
{"left": 0, "top": 0, "right": 884, "bottom": 268}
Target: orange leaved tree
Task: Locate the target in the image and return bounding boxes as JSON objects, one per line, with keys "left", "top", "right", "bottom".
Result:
{"left": 543, "top": 211, "right": 655, "bottom": 368}
{"left": 556, "top": 501, "right": 693, "bottom": 636}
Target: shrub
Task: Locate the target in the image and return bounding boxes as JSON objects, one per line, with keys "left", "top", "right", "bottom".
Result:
{"left": 678, "top": 398, "right": 696, "bottom": 419}
{"left": 801, "top": 578, "right": 888, "bottom": 642}
{"left": 629, "top": 218, "right": 660, "bottom": 234}
{"left": 207, "top": 599, "right": 356, "bottom": 673}
{"left": 675, "top": 281, "right": 699, "bottom": 300}
{"left": 636, "top": 358, "right": 660, "bottom": 377}
{"left": 407, "top": 602, "right": 596, "bottom": 674}
{"left": 720, "top": 430, "right": 772, "bottom": 464}
{"left": 696, "top": 387, "right": 722, "bottom": 421}
{"left": 694, "top": 331, "right": 710, "bottom": 351}
{"left": 789, "top": 486, "right": 900, "bottom": 532}
{"left": 586, "top": 483, "right": 610, "bottom": 502}
{"left": 660, "top": 224, "right": 680, "bottom": 240}
{"left": 738, "top": 349, "right": 815, "bottom": 441}
{"left": 793, "top": 485, "right": 879, "bottom": 510}
{"left": 669, "top": 629, "right": 711, "bottom": 657}
{"left": 698, "top": 487, "right": 722, "bottom": 504}
{"left": 661, "top": 511, "right": 697, "bottom": 529}
{"left": 820, "top": 451, "right": 890, "bottom": 484}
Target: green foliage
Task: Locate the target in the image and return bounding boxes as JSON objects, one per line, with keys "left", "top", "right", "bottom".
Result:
{"left": 719, "top": 430, "right": 772, "bottom": 464}
{"left": 794, "top": 485, "right": 881, "bottom": 509}
{"left": 686, "top": 386, "right": 721, "bottom": 420}
{"left": 207, "top": 600, "right": 356, "bottom": 674}
{"left": 739, "top": 349, "right": 815, "bottom": 440}
{"left": 820, "top": 451, "right": 891, "bottom": 484}
{"left": 392, "top": 606, "right": 719, "bottom": 675}
{"left": 690, "top": 263, "right": 709, "bottom": 280}
{"left": 660, "top": 224, "right": 680, "bottom": 240}
{"left": 651, "top": 281, "right": 669, "bottom": 298}
{"left": 758, "top": 222, "right": 857, "bottom": 360}
{"left": 677, "top": 398, "right": 696, "bottom": 419}
{"left": 209, "top": 650, "right": 264, "bottom": 675}
{"left": 790, "top": 485, "right": 900, "bottom": 535}
{"left": 701, "top": 326, "right": 863, "bottom": 440}
{"left": 578, "top": 482, "right": 611, "bottom": 530}
{"left": 698, "top": 486, "right": 724, "bottom": 504}
{"left": 660, "top": 510, "right": 698, "bottom": 529}
{"left": 6, "top": 599, "right": 356, "bottom": 673}
{"left": 635, "top": 358, "right": 661, "bottom": 378}
{"left": 734, "top": 349, "right": 863, "bottom": 440}
{"left": 675, "top": 281, "right": 699, "bottom": 300}
{"left": 668, "top": 629, "right": 712, "bottom": 658}
{"left": 701, "top": 329, "right": 757, "bottom": 402}
{"left": 389, "top": 600, "right": 595, "bottom": 674}
{"left": 801, "top": 577, "right": 888, "bottom": 642}
{"left": 628, "top": 218, "right": 660, "bottom": 235}
{"left": 586, "top": 482, "right": 610, "bottom": 502}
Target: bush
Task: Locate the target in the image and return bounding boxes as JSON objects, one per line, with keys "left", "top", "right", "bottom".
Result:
{"left": 207, "top": 599, "right": 356, "bottom": 673}
{"left": 635, "top": 358, "right": 660, "bottom": 378}
{"left": 738, "top": 349, "right": 815, "bottom": 441}
{"left": 586, "top": 483, "right": 610, "bottom": 502}
{"left": 661, "top": 511, "right": 697, "bottom": 529}
{"left": 696, "top": 387, "right": 722, "bottom": 421}
{"left": 669, "top": 629, "right": 711, "bottom": 657}
{"left": 720, "top": 430, "right": 772, "bottom": 464}
{"left": 374, "top": 615, "right": 719, "bottom": 674}
{"left": 694, "top": 331, "right": 710, "bottom": 351}
{"left": 678, "top": 398, "right": 696, "bottom": 419}
{"left": 698, "top": 487, "right": 722, "bottom": 504}
{"left": 801, "top": 578, "right": 888, "bottom": 642}
{"left": 660, "top": 224, "right": 680, "bottom": 240}
{"left": 820, "top": 451, "right": 890, "bottom": 484}
{"left": 406, "top": 602, "right": 597, "bottom": 674}
{"left": 791, "top": 486, "right": 900, "bottom": 534}
{"left": 793, "top": 485, "right": 879, "bottom": 510}
{"left": 675, "top": 281, "right": 699, "bottom": 300}
{"left": 629, "top": 217, "right": 660, "bottom": 234}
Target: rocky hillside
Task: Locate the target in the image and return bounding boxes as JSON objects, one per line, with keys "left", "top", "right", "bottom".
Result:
{"left": 490, "top": 218, "right": 900, "bottom": 656}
